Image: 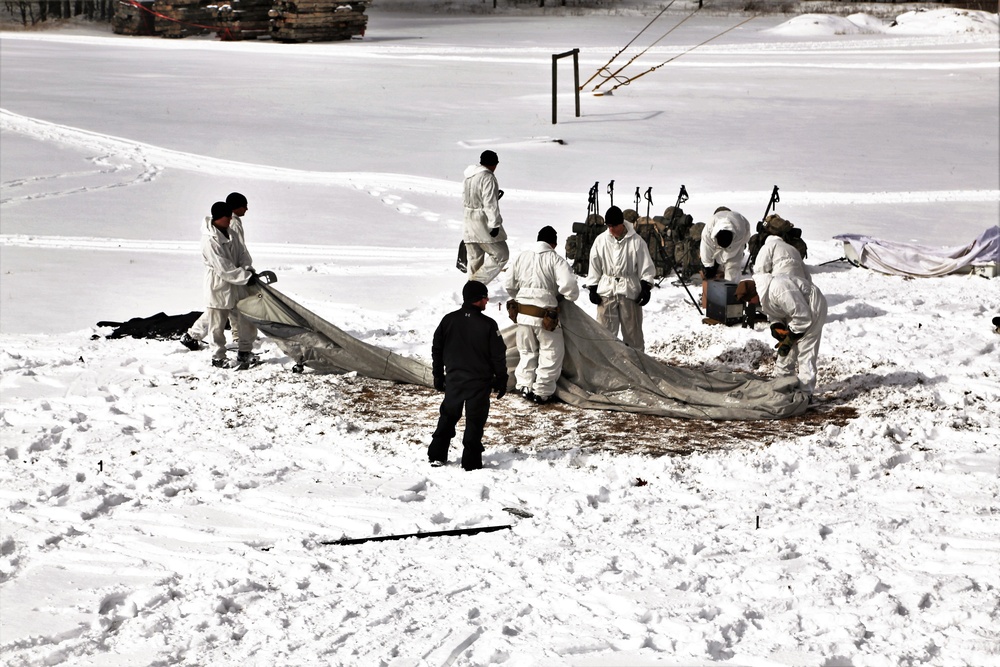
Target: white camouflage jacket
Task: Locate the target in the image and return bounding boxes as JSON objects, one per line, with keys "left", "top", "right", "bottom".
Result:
{"left": 462, "top": 164, "right": 506, "bottom": 244}
{"left": 753, "top": 234, "right": 810, "bottom": 282}
{"left": 505, "top": 241, "right": 580, "bottom": 325}
{"left": 586, "top": 223, "right": 656, "bottom": 300}
{"left": 755, "top": 273, "right": 827, "bottom": 335}
{"left": 700, "top": 209, "right": 752, "bottom": 276}
{"left": 200, "top": 216, "right": 254, "bottom": 310}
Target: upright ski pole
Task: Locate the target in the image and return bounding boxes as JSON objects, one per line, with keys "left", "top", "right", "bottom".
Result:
{"left": 644, "top": 187, "right": 653, "bottom": 219}
{"left": 665, "top": 185, "right": 702, "bottom": 315}
{"left": 744, "top": 185, "right": 780, "bottom": 272}
{"left": 762, "top": 185, "right": 780, "bottom": 221}
{"left": 607, "top": 180, "right": 615, "bottom": 208}
{"left": 634, "top": 187, "right": 641, "bottom": 212}
{"left": 587, "top": 181, "right": 599, "bottom": 219}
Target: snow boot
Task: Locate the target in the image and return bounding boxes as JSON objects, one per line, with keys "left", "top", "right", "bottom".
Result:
{"left": 180, "top": 333, "right": 201, "bottom": 351}
{"left": 235, "top": 351, "right": 260, "bottom": 370}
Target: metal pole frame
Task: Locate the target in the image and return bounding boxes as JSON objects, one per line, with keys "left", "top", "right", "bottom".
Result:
{"left": 552, "top": 48, "right": 580, "bottom": 125}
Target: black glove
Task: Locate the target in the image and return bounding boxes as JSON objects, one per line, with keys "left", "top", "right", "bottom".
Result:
{"left": 636, "top": 280, "right": 652, "bottom": 306}
{"left": 496, "top": 189, "right": 504, "bottom": 201}
{"left": 246, "top": 270, "right": 259, "bottom": 286}
{"left": 772, "top": 324, "right": 803, "bottom": 357}
{"left": 589, "top": 285, "right": 602, "bottom": 305}
{"left": 257, "top": 270, "right": 277, "bottom": 284}
{"left": 701, "top": 264, "right": 719, "bottom": 280}
{"left": 489, "top": 227, "right": 500, "bottom": 238}
{"left": 493, "top": 377, "right": 507, "bottom": 399}
{"left": 434, "top": 375, "right": 445, "bottom": 392}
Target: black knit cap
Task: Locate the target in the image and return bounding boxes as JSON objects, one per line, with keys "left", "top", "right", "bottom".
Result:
{"left": 211, "top": 202, "right": 232, "bottom": 221}
{"left": 480, "top": 150, "right": 499, "bottom": 167}
{"left": 226, "top": 192, "right": 248, "bottom": 209}
{"left": 716, "top": 230, "right": 734, "bottom": 248}
{"left": 604, "top": 206, "right": 624, "bottom": 227}
{"left": 462, "top": 280, "right": 489, "bottom": 304}
{"left": 537, "top": 226, "right": 558, "bottom": 246}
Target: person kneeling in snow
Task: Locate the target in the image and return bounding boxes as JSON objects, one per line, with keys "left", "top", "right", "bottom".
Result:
{"left": 735, "top": 275, "right": 827, "bottom": 397}
{"left": 428, "top": 281, "right": 509, "bottom": 471}
{"left": 504, "top": 225, "right": 580, "bottom": 405}
{"left": 199, "top": 201, "right": 259, "bottom": 368}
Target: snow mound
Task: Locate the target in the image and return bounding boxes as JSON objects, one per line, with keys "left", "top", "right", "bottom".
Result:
{"left": 845, "top": 12, "right": 889, "bottom": 34}
{"left": 887, "top": 8, "right": 1000, "bottom": 35}
{"left": 767, "top": 8, "right": 999, "bottom": 36}
{"left": 765, "top": 13, "right": 885, "bottom": 36}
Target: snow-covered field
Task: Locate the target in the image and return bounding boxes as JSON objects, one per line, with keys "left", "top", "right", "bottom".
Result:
{"left": 1, "top": 6, "right": 999, "bottom": 666}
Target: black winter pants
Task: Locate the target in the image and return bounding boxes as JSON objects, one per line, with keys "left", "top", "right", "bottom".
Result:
{"left": 428, "top": 383, "right": 491, "bottom": 470}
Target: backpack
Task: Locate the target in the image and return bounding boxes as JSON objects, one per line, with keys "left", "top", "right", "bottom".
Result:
{"left": 565, "top": 212, "right": 606, "bottom": 277}
{"left": 632, "top": 214, "right": 673, "bottom": 280}
{"left": 747, "top": 213, "right": 809, "bottom": 268}
{"left": 659, "top": 206, "right": 702, "bottom": 280}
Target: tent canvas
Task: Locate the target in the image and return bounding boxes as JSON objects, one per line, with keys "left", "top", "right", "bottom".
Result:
{"left": 503, "top": 301, "right": 809, "bottom": 421}
{"left": 240, "top": 286, "right": 809, "bottom": 421}
{"left": 238, "top": 284, "right": 435, "bottom": 387}
{"left": 834, "top": 226, "right": 999, "bottom": 277}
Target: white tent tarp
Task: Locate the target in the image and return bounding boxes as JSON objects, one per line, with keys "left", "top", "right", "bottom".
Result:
{"left": 239, "top": 286, "right": 810, "bottom": 421}
{"left": 506, "top": 301, "right": 809, "bottom": 420}
{"left": 834, "top": 226, "right": 999, "bottom": 277}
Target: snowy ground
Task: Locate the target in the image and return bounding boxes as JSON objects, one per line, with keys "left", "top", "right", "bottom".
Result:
{"left": 1, "top": 6, "right": 999, "bottom": 666}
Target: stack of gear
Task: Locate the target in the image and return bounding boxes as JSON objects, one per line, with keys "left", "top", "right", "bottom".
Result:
{"left": 565, "top": 212, "right": 606, "bottom": 277}
{"left": 626, "top": 209, "right": 672, "bottom": 281}
{"left": 748, "top": 213, "right": 808, "bottom": 268}
{"left": 660, "top": 205, "right": 705, "bottom": 280}
{"left": 566, "top": 205, "right": 704, "bottom": 281}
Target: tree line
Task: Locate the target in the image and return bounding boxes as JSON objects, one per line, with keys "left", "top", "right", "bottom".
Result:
{"left": 4, "top": 0, "right": 118, "bottom": 25}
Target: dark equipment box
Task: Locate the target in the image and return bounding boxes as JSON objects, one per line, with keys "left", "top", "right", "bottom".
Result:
{"left": 706, "top": 281, "right": 744, "bottom": 325}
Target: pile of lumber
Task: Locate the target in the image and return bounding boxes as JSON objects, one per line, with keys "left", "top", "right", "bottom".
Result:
{"left": 268, "top": 0, "right": 369, "bottom": 42}
{"left": 112, "top": 0, "right": 368, "bottom": 41}
{"left": 112, "top": 0, "right": 156, "bottom": 35}
{"left": 212, "top": 0, "right": 273, "bottom": 40}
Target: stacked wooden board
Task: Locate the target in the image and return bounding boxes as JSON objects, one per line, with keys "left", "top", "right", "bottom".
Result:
{"left": 113, "top": 0, "right": 368, "bottom": 41}
{"left": 111, "top": 0, "right": 156, "bottom": 35}
{"left": 212, "top": 0, "right": 273, "bottom": 39}
{"left": 268, "top": 0, "right": 369, "bottom": 42}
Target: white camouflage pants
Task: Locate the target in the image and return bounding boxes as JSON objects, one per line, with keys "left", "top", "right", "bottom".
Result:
{"left": 514, "top": 323, "right": 565, "bottom": 399}
{"left": 597, "top": 294, "right": 645, "bottom": 351}
{"left": 465, "top": 241, "right": 510, "bottom": 285}
{"left": 206, "top": 308, "right": 257, "bottom": 361}
{"left": 774, "top": 302, "right": 827, "bottom": 394}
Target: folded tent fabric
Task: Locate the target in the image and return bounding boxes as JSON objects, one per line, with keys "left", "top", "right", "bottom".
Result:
{"left": 834, "top": 226, "right": 999, "bottom": 278}
{"left": 237, "top": 284, "right": 435, "bottom": 387}
{"left": 240, "top": 285, "right": 810, "bottom": 420}
{"left": 502, "top": 300, "right": 810, "bottom": 420}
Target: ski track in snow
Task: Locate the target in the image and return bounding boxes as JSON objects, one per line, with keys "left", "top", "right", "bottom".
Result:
{"left": 0, "top": 235, "right": 452, "bottom": 260}
{"left": 1, "top": 109, "right": 996, "bottom": 224}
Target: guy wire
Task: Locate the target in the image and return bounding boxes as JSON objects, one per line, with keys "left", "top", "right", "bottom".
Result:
{"left": 580, "top": 1, "right": 677, "bottom": 90}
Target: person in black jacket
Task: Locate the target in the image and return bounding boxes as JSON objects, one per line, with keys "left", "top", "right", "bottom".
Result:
{"left": 428, "top": 280, "right": 509, "bottom": 471}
